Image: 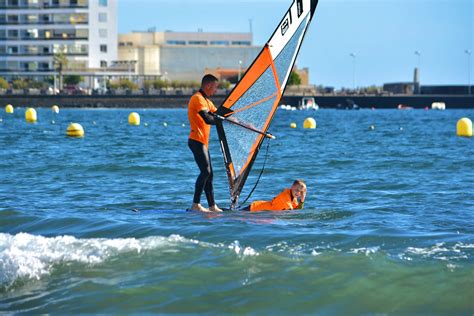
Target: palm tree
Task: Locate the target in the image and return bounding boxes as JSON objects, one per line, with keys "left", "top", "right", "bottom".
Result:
{"left": 53, "top": 52, "right": 68, "bottom": 90}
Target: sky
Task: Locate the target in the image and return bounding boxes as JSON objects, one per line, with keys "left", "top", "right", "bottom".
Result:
{"left": 118, "top": 0, "right": 473, "bottom": 89}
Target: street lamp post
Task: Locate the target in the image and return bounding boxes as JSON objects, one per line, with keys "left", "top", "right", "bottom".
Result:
{"left": 349, "top": 53, "right": 356, "bottom": 91}
{"left": 414, "top": 50, "right": 421, "bottom": 71}
{"left": 414, "top": 50, "right": 421, "bottom": 94}
{"left": 465, "top": 49, "right": 472, "bottom": 95}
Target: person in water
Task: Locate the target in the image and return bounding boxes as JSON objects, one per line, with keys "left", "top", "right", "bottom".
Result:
{"left": 245, "top": 180, "right": 307, "bottom": 212}
{"left": 187, "top": 74, "right": 223, "bottom": 213}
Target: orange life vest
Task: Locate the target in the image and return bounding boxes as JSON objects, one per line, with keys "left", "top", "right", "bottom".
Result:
{"left": 249, "top": 188, "right": 301, "bottom": 212}
{"left": 188, "top": 91, "right": 217, "bottom": 147}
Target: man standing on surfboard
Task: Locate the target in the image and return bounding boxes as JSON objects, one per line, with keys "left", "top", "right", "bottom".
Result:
{"left": 187, "top": 74, "right": 223, "bottom": 212}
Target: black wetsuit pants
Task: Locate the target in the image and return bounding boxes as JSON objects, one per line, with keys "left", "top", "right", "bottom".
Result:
{"left": 188, "top": 139, "right": 215, "bottom": 206}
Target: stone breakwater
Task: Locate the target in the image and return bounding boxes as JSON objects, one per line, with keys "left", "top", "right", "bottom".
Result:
{"left": 1, "top": 94, "right": 473, "bottom": 109}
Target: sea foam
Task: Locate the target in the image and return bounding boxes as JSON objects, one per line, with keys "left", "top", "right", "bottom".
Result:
{"left": 0, "top": 232, "right": 180, "bottom": 288}
{"left": 0, "top": 233, "right": 257, "bottom": 288}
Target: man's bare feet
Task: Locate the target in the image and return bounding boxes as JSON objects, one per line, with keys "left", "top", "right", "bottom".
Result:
{"left": 190, "top": 203, "right": 210, "bottom": 212}
{"left": 209, "top": 205, "right": 223, "bottom": 212}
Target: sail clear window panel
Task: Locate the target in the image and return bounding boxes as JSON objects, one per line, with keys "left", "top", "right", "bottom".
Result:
{"left": 273, "top": 15, "right": 308, "bottom": 87}
{"left": 230, "top": 65, "right": 277, "bottom": 112}
{"left": 223, "top": 66, "right": 278, "bottom": 178}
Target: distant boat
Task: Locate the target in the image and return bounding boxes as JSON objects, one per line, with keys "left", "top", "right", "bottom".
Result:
{"left": 299, "top": 97, "right": 319, "bottom": 110}
{"left": 431, "top": 102, "right": 446, "bottom": 110}
{"left": 397, "top": 104, "right": 413, "bottom": 110}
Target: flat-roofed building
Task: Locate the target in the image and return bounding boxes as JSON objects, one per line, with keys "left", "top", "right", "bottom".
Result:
{"left": 0, "top": 0, "right": 117, "bottom": 80}
{"left": 118, "top": 30, "right": 261, "bottom": 82}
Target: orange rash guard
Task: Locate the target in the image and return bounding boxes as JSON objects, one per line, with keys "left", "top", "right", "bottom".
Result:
{"left": 249, "top": 188, "right": 303, "bottom": 212}
{"left": 188, "top": 91, "right": 217, "bottom": 147}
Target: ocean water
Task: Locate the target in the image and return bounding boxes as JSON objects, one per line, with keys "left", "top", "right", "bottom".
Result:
{"left": 0, "top": 107, "right": 473, "bottom": 314}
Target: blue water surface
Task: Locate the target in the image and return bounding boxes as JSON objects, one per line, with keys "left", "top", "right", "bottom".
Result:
{"left": 0, "top": 107, "right": 473, "bottom": 314}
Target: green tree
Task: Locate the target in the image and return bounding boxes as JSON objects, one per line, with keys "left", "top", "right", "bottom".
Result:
{"left": 118, "top": 79, "right": 138, "bottom": 90}
{"left": 143, "top": 80, "right": 153, "bottom": 90}
{"left": 0, "top": 77, "right": 8, "bottom": 89}
{"left": 12, "top": 79, "right": 28, "bottom": 89}
{"left": 183, "top": 80, "right": 200, "bottom": 89}
{"left": 219, "top": 80, "right": 231, "bottom": 89}
{"left": 170, "top": 80, "right": 180, "bottom": 89}
{"left": 29, "top": 80, "right": 48, "bottom": 89}
{"left": 288, "top": 71, "right": 302, "bottom": 86}
{"left": 153, "top": 79, "right": 167, "bottom": 89}
{"left": 64, "top": 75, "right": 83, "bottom": 86}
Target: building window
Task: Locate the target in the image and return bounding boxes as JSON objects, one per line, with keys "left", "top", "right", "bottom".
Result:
{"left": 231, "top": 41, "right": 251, "bottom": 46}
{"left": 99, "top": 28, "right": 107, "bottom": 38}
{"left": 99, "top": 0, "right": 107, "bottom": 7}
{"left": 7, "top": 61, "right": 18, "bottom": 70}
{"left": 7, "top": 14, "right": 19, "bottom": 23}
{"left": 188, "top": 41, "right": 207, "bottom": 45}
{"left": 7, "top": 46, "right": 18, "bottom": 54}
{"left": 210, "top": 40, "right": 229, "bottom": 45}
{"left": 7, "top": 29, "right": 18, "bottom": 38}
{"left": 39, "top": 62, "right": 49, "bottom": 70}
{"left": 166, "top": 40, "right": 186, "bottom": 45}
{"left": 98, "top": 12, "right": 107, "bottom": 22}
{"left": 100, "top": 44, "right": 107, "bottom": 53}
{"left": 100, "top": 60, "right": 107, "bottom": 68}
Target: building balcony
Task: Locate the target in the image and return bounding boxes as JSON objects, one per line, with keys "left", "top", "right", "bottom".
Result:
{"left": 2, "top": 36, "right": 88, "bottom": 40}
{"left": 0, "top": 68, "right": 53, "bottom": 72}
{"left": 0, "top": 52, "right": 87, "bottom": 56}
{"left": 0, "top": 21, "right": 88, "bottom": 25}
{"left": 0, "top": 4, "right": 88, "bottom": 9}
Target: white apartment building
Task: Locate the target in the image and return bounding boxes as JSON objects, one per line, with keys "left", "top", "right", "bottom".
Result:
{"left": 0, "top": 0, "right": 117, "bottom": 79}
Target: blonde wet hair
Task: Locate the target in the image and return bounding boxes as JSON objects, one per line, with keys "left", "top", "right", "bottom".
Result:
{"left": 292, "top": 179, "right": 306, "bottom": 188}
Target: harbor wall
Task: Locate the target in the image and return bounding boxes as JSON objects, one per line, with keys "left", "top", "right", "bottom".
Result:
{"left": 1, "top": 94, "right": 474, "bottom": 109}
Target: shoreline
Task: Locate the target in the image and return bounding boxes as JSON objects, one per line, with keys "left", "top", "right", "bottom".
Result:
{"left": 1, "top": 94, "right": 474, "bottom": 109}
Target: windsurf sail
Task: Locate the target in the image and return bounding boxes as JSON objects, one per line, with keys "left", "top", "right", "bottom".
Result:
{"left": 216, "top": 0, "right": 319, "bottom": 209}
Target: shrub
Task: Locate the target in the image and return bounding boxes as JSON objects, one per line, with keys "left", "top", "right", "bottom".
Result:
{"left": 64, "top": 75, "right": 83, "bottom": 86}
{"left": 12, "top": 79, "right": 28, "bottom": 89}
{"left": 288, "top": 71, "right": 301, "bottom": 86}
{"left": 0, "top": 77, "right": 9, "bottom": 89}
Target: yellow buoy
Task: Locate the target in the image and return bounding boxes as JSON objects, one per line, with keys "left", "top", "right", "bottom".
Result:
{"left": 456, "top": 118, "right": 472, "bottom": 137}
{"left": 25, "top": 108, "right": 37, "bottom": 123}
{"left": 67, "top": 123, "right": 85, "bottom": 137}
{"left": 52, "top": 105, "right": 59, "bottom": 114}
{"left": 290, "top": 122, "right": 297, "bottom": 128}
{"left": 5, "top": 104, "right": 14, "bottom": 114}
{"left": 128, "top": 112, "right": 140, "bottom": 125}
{"left": 303, "top": 117, "right": 316, "bottom": 129}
